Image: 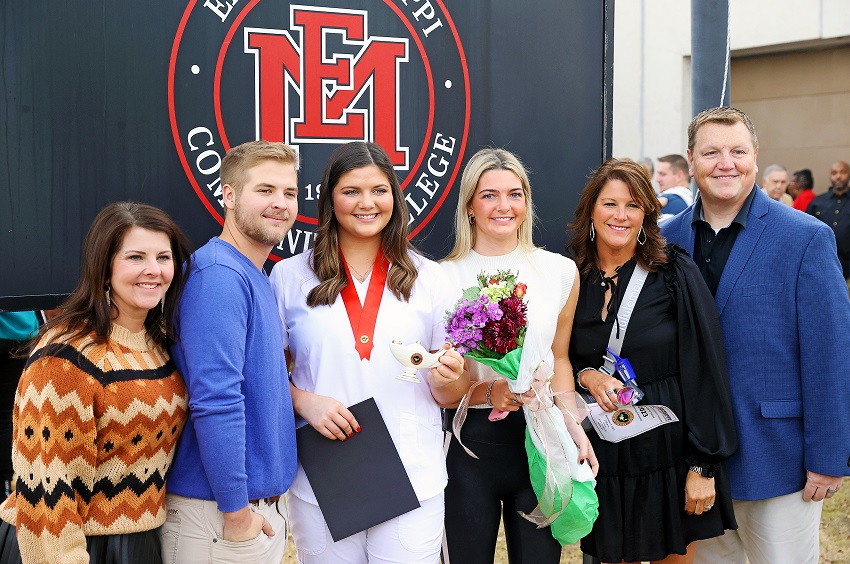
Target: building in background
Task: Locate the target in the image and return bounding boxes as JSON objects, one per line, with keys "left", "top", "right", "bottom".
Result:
{"left": 613, "top": 0, "right": 850, "bottom": 194}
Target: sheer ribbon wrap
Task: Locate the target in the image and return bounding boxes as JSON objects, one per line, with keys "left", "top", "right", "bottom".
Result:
{"left": 450, "top": 252, "right": 599, "bottom": 545}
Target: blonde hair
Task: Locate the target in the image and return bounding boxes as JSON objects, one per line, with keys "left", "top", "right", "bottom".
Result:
{"left": 221, "top": 140, "right": 299, "bottom": 195}
{"left": 444, "top": 148, "right": 536, "bottom": 261}
{"left": 687, "top": 107, "right": 758, "bottom": 152}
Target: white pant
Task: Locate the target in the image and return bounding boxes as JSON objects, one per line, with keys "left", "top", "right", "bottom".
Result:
{"left": 694, "top": 490, "right": 822, "bottom": 564}
{"left": 159, "top": 493, "right": 288, "bottom": 564}
{"left": 288, "top": 492, "right": 444, "bottom": 563}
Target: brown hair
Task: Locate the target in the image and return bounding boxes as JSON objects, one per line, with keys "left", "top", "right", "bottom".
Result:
{"left": 221, "top": 140, "right": 299, "bottom": 196}
{"left": 32, "top": 201, "right": 193, "bottom": 350}
{"left": 687, "top": 106, "right": 758, "bottom": 152}
{"left": 657, "top": 154, "right": 690, "bottom": 179}
{"left": 307, "top": 142, "right": 418, "bottom": 307}
{"left": 568, "top": 159, "right": 667, "bottom": 277}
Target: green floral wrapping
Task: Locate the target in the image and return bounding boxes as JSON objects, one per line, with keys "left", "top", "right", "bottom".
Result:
{"left": 525, "top": 431, "right": 599, "bottom": 545}
{"left": 463, "top": 346, "right": 599, "bottom": 545}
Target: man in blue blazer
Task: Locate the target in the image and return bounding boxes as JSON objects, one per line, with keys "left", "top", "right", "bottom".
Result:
{"left": 662, "top": 107, "right": 850, "bottom": 564}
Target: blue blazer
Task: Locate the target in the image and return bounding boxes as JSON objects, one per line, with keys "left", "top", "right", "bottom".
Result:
{"left": 662, "top": 188, "right": 850, "bottom": 500}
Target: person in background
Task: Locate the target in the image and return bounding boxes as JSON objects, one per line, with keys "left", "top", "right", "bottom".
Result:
{"left": 162, "top": 141, "right": 299, "bottom": 564}
{"left": 270, "top": 141, "right": 464, "bottom": 563}
{"left": 638, "top": 156, "right": 654, "bottom": 177}
{"left": 663, "top": 107, "right": 850, "bottom": 564}
{"left": 0, "top": 202, "right": 192, "bottom": 563}
{"left": 806, "top": 160, "right": 850, "bottom": 283}
{"left": 656, "top": 154, "right": 694, "bottom": 220}
{"left": 789, "top": 169, "right": 816, "bottom": 212}
{"left": 441, "top": 148, "right": 597, "bottom": 564}
{"left": 0, "top": 312, "right": 40, "bottom": 501}
{"left": 760, "top": 164, "right": 793, "bottom": 206}
{"left": 569, "top": 158, "right": 737, "bottom": 564}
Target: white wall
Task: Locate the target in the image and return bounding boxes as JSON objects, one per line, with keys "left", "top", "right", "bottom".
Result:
{"left": 612, "top": 0, "right": 850, "bottom": 163}
{"left": 612, "top": 0, "right": 691, "bottom": 159}
{"left": 730, "top": 0, "right": 850, "bottom": 48}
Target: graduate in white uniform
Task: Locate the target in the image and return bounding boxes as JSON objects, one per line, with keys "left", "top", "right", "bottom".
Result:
{"left": 269, "top": 141, "right": 466, "bottom": 564}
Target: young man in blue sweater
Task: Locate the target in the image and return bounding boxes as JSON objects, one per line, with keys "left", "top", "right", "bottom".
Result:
{"left": 161, "top": 141, "right": 299, "bottom": 564}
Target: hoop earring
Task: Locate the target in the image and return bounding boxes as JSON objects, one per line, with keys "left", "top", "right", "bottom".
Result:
{"left": 589, "top": 222, "right": 595, "bottom": 242}
{"left": 637, "top": 226, "right": 647, "bottom": 245}
{"left": 468, "top": 215, "right": 475, "bottom": 225}
{"left": 105, "top": 285, "right": 111, "bottom": 307}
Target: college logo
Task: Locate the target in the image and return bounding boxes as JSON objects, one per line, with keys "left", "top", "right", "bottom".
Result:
{"left": 612, "top": 409, "right": 634, "bottom": 426}
{"left": 169, "top": 0, "right": 470, "bottom": 260}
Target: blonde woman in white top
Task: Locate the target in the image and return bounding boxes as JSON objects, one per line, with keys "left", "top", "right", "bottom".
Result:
{"left": 440, "top": 148, "right": 597, "bottom": 564}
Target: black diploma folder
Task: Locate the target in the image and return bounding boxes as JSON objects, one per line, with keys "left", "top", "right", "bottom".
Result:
{"left": 295, "top": 397, "right": 421, "bottom": 541}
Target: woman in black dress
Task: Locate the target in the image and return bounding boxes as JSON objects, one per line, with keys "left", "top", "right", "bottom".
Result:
{"left": 567, "top": 159, "right": 737, "bottom": 564}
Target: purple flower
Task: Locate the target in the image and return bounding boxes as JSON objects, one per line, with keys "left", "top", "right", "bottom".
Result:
{"left": 486, "top": 302, "right": 503, "bottom": 321}
{"left": 444, "top": 272, "right": 528, "bottom": 357}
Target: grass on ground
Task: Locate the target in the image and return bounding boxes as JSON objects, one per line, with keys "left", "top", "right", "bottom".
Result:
{"left": 282, "top": 484, "right": 850, "bottom": 563}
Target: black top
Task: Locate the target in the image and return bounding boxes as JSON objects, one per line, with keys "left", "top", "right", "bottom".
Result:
{"left": 569, "top": 246, "right": 737, "bottom": 562}
{"left": 691, "top": 186, "right": 757, "bottom": 295}
{"left": 807, "top": 187, "right": 850, "bottom": 278}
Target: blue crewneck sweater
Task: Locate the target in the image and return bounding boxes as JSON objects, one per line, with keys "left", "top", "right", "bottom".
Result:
{"left": 168, "top": 238, "right": 297, "bottom": 511}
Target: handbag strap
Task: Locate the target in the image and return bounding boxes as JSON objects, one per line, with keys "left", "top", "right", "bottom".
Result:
{"left": 601, "top": 264, "right": 649, "bottom": 375}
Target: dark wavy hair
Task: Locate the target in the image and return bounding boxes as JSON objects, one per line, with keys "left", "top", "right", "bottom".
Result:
{"left": 32, "top": 201, "right": 193, "bottom": 350}
{"left": 568, "top": 158, "right": 668, "bottom": 277}
{"left": 307, "top": 142, "right": 418, "bottom": 307}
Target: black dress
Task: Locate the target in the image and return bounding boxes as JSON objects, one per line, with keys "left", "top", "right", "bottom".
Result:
{"left": 569, "top": 247, "right": 737, "bottom": 563}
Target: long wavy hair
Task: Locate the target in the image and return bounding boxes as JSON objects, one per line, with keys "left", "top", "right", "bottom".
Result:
{"left": 31, "top": 201, "right": 193, "bottom": 350}
{"left": 307, "top": 142, "right": 418, "bottom": 306}
{"left": 444, "top": 148, "right": 537, "bottom": 261}
{"left": 568, "top": 158, "right": 667, "bottom": 277}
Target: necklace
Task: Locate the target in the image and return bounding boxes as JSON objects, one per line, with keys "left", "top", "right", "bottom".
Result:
{"left": 348, "top": 260, "right": 375, "bottom": 283}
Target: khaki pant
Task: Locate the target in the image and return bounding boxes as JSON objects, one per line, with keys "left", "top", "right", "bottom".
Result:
{"left": 159, "top": 493, "right": 288, "bottom": 564}
{"left": 693, "top": 490, "right": 823, "bottom": 564}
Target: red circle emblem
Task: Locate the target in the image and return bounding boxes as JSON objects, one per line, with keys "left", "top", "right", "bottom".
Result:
{"left": 168, "top": 0, "right": 470, "bottom": 260}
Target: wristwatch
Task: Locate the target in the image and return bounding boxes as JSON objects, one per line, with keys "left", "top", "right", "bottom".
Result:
{"left": 689, "top": 464, "right": 715, "bottom": 479}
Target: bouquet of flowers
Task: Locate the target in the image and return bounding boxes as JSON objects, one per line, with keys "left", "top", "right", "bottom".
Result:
{"left": 445, "top": 270, "right": 599, "bottom": 545}
{"left": 444, "top": 270, "right": 528, "bottom": 378}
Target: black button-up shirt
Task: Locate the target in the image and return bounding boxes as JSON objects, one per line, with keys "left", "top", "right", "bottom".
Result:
{"left": 806, "top": 186, "right": 850, "bottom": 278}
{"left": 691, "top": 187, "right": 757, "bottom": 296}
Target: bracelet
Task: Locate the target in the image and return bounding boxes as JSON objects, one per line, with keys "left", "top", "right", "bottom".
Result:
{"left": 576, "top": 367, "right": 594, "bottom": 390}
{"left": 485, "top": 380, "right": 496, "bottom": 407}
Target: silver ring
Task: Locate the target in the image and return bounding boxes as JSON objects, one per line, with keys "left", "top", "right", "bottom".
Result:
{"left": 512, "top": 393, "right": 520, "bottom": 404}
{"left": 605, "top": 390, "right": 617, "bottom": 396}
{"left": 704, "top": 504, "right": 713, "bottom": 510}
{"left": 827, "top": 488, "right": 837, "bottom": 494}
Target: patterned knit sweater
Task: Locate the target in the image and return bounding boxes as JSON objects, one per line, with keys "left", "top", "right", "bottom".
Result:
{"left": 0, "top": 324, "right": 188, "bottom": 564}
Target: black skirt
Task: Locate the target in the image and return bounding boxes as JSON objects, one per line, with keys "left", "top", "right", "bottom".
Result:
{"left": 0, "top": 520, "right": 162, "bottom": 564}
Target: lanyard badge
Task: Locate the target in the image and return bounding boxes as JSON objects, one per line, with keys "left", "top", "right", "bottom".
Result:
{"left": 603, "top": 348, "right": 645, "bottom": 404}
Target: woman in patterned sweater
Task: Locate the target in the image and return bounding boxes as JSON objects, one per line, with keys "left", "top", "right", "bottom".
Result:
{"left": 0, "top": 202, "right": 192, "bottom": 564}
